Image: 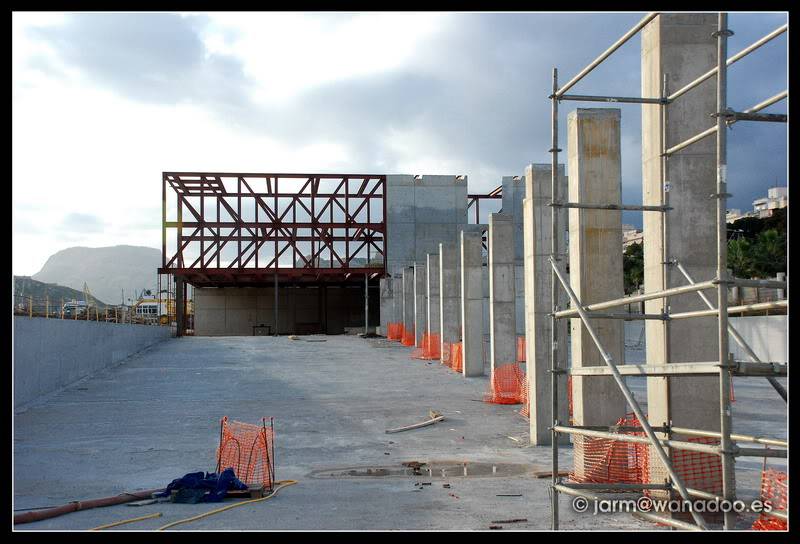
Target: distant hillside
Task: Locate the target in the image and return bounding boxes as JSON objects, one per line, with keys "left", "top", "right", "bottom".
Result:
{"left": 31, "top": 245, "right": 161, "bottom": 305}
{"left": 14, "top": 276, "right": 109, "bottom": 308}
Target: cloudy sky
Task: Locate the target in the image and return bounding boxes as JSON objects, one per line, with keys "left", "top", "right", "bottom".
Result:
{"left": 12, "top": 11, "right": 787, "bottom": 275}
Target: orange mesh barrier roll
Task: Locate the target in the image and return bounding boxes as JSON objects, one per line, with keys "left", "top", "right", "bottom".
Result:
{"left": 441, "top": 342, "right": 452, "bottom": 367}
{"left": 516, "top": 336, "right": 526, "bottom": 363}
{"left": 519, "top": 375, "right": 530, "bottom": 418}
{"left": 411, "top": 332, "right": 441, "bottom": 360}
{"left": 387, "top": 323, "right": 402, "bottom": 341}
{"left": 484, "top": 364, "right": 525, "bottom": 405}
{"left": 752, "top": 468, "right": 788, "bottom": 530}
{"left": 401, "top": 325, "right": 415, "bottom": 346}
{"left": 665, "top": 436, "right": 723, "bottom": 498}
{"left": 570, "top": 413, "right": 646, "bottom": 485}
{"left": 450, "top": 342, "right": 463, "bottom": 373}
{"left": 216, "top": 416, "right": 275, "bottom": 492}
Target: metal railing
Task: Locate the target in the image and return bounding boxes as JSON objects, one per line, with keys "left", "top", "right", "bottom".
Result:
{"left": 12, "top": 295, "right": 170, "bottom": 326}
{"left": 545, "top": 12, "right": 787, "bottom": 531}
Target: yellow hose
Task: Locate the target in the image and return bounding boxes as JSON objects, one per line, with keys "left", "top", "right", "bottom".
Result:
{"left": 158, "top": 480, "right": 298, "bottom": 531}
{"left": 90, "top": 512, "right": 163, "bottom": 531}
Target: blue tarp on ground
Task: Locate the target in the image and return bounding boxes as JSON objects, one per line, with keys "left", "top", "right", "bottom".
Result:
{"left": 156, "top": 468, "right": 249, "bottom": 503}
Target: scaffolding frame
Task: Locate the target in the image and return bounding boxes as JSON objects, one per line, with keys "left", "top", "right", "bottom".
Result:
{"left": 546, "top": 12, "right": 787, "bottom": 531}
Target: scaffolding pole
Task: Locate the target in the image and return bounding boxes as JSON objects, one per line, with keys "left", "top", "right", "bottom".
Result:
{"left": 550, "top": 257, "right": 708, "bottom": 530}
{"left": 714, "top": 13, "right": 735, "bottom": 530}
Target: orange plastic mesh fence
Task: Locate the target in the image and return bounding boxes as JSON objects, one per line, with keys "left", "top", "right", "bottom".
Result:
{"left": 401, "top": 325, "right": 416, "bottom": 347}
{"left": 752, "top": 468, "right": 788, "bottom": 530}
{"left": 450, "top": 342, "right": 463, "bottom": 373}
{"left": 484, "top": 363, "right": 525, "bottom": 405}
{"left": 441, "top": 342, "right": 452, "bottom": 367}
{"left": 516, "top": 336, "right": 526, "bottom": 363}
{"left": 216, "top": 416, "right": 275, "bottom": 491}
{"left": 411, "top": 332, "right": 441, "bottom": 360}
{"left": 662, "top": 436, "right": 723, "bottom": 498}
{"left": 569, "top": 412, "right": 724, "bottom": 499}
{"left": 519, "top": 374, "right": 530, "bottom": 418}
{"left": 570, "top": 413, "right": 646, "bottom": 486}
{"left": 387, "top": 323, "right": 403, "bottom": 341}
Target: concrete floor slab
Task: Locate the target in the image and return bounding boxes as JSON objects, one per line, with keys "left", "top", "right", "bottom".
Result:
{"left": 13, "top": 335, "right": 785, "bottom": 530}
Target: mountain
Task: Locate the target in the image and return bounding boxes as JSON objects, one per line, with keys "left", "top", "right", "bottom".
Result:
{"left": 31, "top": 245, "right": 161, "bottom": 305}
{"left": 14, "top": 276, "right": 109, "bottom": 308}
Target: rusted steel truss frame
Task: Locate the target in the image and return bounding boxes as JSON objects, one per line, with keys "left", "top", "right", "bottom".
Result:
{"left": 162, "top": 173, "right": 387, "bottom": 275}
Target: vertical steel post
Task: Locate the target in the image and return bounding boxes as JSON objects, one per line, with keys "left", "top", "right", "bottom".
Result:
{"left": 365, "top": 273, "right": 369, "bottom": 335}
{"left": 274, "top": 272, "right": 279, "bottom": 336}
{"left": 715, "top": 12, "right": 735, "bottom": 530}
{"left": 549, "top": 67, "right": 560, "bottom": 531}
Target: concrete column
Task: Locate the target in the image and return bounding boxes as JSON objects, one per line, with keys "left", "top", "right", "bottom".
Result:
{"left": 392, "top": 276, "right": 403, "bottom": 326}
{"left": 439, "top": 243, "right": 461, "bottom": 361}
{"left": 426, "top": 253, "right": 440, "bottom": 338}
{"left": 523, "top": 163, "right": 569, "bottom": 445}
{"left": 175, "top": 275, "right": 185, "bottom": 337}
{"left": 501, "top": 175, "right": 527, "bottom": 336}
{"left": 402, "top": 266, "right": 415, "bottom": 339}
{"left": 460, "top": 230, "right": 484, "bottom": 376}
{"left": 567, "top": 108, "right": 627, "bottom": 436}
{"left": 413, "top": 263, "right": 427, "bottom": 346}
{"left": 378, "top": 277, "right": 393, "bottom": 336}
{"left": 488, "top": 213, "right": 516, "bottom": 372}
{"left": 642, "top": 14, "right": 720, "bottom": 488}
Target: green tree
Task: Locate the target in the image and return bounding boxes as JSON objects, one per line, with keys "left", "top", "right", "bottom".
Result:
{"left": 728, "top": 237, "right": 753, "bottom": 278}
{"left": 750, "top": 229, "right": 786, "bottom": 277}
{"left": 623, "top": 242, "right": 644, "bottom": 294}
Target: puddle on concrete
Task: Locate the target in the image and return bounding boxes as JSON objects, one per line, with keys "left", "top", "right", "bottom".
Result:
{"left": 308, "top": 461, "right": 533, "bottom": 480}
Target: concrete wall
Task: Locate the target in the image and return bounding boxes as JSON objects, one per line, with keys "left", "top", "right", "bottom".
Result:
{"left": 729, "top": 315, "right": 787, "bottom": 363}
{"left": 195, "top": 285, "right": 377, "bottom": 336}
{"left": 385, "top": 175, "right": 468, "bottom": 278}
{"left": 14, "top": 317, "right": 171, "bottom": 409}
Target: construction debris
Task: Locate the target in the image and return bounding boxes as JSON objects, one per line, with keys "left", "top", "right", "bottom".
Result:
{"left": 491, "top": 518, "right": 527, "bottom": 524}
{"left": 385, "top": 410, "right": 444, "bottom": 434}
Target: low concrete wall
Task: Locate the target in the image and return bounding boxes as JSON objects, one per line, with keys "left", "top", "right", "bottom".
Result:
{"left": 13, "top": 317, "right": 171, "bottom": 409}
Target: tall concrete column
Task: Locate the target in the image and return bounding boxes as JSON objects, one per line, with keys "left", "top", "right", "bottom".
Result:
{"left": 460, "top": 230, "right": 484, "bottom": 376}
{"left": 488, "top": 214, "right": 516, "bottom": 372}
{"left": 567, "top": 109, "right": 627, "bottom": 441}
{"left": 523, "top": 164, "right": 569, "bottom": 445}
{"left": 402, "top": 266, "right": 415, "bottom": 339}
{"left": 413, "top": 263, "right": 427, "bottom": 346}
{"left": 175, "top": 275, "right": 185, "bottom": 337}
{"left": 642, "top": 14, "right": 720, "bottom": 488}
{"left": 426, "top": 253, "right": 440, "bottom": 339}
{"left": 439, "top": 243, "right": 461, "bottom": 362}
{"left": 378, "top": 277, "right": 393, "bottom": 336}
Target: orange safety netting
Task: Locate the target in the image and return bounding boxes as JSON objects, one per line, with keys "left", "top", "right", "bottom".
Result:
{"left": 484, "top": 363, "right": 525, "bottom": 404}
{"left": 519, "top": 374, "right": 530, "bottom": 418}
{"left": 570, "top": 413, "right": 646, "bottom": 485}
{"left": 569, "top": 412, "right": 725, "bottom": 499}
{"left": 401, "top": 324, "right": 416, "bottom": 346}
{"left": 216, "top": 416, "right": 275, "bottom": 491}
{"left": 752, "top": 468, "right": 788, "bottom": 530}
{"left": 450, "top": 342, "right": 463, "bottom": 372}
{"left": 387, "top": 322, "right": 403, "bottom": 341}
{"left": 411, "top": 332, "right": 441, "bottom": 360}
{"left": 516, "top": 336, "right": 526, "bottom": 363}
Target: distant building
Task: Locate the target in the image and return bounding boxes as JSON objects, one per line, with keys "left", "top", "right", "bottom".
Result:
{"left": 726, "top": 209, "right": 745, "bottom": 223}
{"left": 622, "top": 224, "right": 643, "bottom": 249}
{"left": 752, "top": 186, "right": 788, "bottom": 219}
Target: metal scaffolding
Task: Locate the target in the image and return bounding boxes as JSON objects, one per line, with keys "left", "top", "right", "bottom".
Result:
{"left": 546, "top": 12, "right": 787, "bottom": 531}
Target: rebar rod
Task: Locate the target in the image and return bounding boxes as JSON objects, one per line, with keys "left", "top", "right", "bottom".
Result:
{"left": 674, "top": 261, "right": 787, "bottom": 401}
{"left": 667, "top": 24, "right": 787, "bottom": 102}
{"left": 715, "top": 13, "right": 735, "bottom": 530}
{"left": 549, "top": 257, "right": 709, "bottom": 529}
{"left": 553, "top": 280, "right": 716, "bottom": 318}
{"left": 555, "top": 12, "right": 659, "bottom": 97}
